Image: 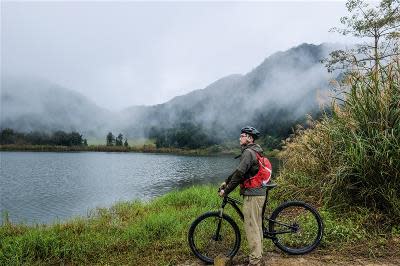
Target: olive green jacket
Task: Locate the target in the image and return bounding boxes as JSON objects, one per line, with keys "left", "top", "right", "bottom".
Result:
{"left": 224, "top": 143, "right": 267, "bottom": 196}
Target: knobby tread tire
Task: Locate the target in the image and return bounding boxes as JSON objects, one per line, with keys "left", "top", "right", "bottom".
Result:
{"left": 188, "top": 211, "right": 241, "bottom": 264}
{"left": 268, "top": 201, "right": 324, "bottom": 255}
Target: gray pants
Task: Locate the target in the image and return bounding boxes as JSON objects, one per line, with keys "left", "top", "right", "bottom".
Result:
{"left": 243, "top": 195, "right": 266, "bottom": 265}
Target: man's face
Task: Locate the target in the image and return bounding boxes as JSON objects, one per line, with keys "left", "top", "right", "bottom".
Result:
{"left": 240, "top": 133, "right": 248, "bottom": 146}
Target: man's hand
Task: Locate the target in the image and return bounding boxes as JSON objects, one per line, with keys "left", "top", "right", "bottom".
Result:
{"left": 219, "top": 182, "right": 226, "bottom": 197}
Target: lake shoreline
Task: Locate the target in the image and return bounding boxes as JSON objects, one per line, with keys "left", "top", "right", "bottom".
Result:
{"left": 1, "top": 150, "right": 281, "bottom": 225}
{"left": 0, "top": 144, "right": 280, "bottom": 157}
{"left": 1, "top": 185, "right": 399, "bottom": 265}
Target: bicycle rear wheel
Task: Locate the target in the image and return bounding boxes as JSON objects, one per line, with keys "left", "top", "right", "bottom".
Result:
{"left": 188, "top": 211, "right": 241, "bottom": 264}
{"left": 268, "top": 201, "right": 323, "bottom": 255}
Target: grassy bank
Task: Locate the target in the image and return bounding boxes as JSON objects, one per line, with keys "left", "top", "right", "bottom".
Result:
{"left": 0, "top": 144, "right": 237, "bottom": 156}
{"left": 0, "top": 144, "right": 280, "bottom": 157}
{"left": 1, "top": 185, "right": 399, "bottom": 265}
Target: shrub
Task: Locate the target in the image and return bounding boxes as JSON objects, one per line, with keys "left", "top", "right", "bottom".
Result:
{"left": 278, "top": 60, "right": 400, "bottom": 224}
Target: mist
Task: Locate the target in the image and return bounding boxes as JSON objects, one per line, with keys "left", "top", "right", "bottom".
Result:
{"left": 1, "top": 42, "right": 341, "bottom": 140}
{"left": 117, "top": 43, "right": 340, "bottom": 139}
{"left": 1, "top": 1, "right": 354, "bottom": 112}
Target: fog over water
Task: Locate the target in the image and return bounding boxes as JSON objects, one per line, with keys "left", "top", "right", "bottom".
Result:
{"left": 2, "top": 1, "right": 356, "bottom": 111}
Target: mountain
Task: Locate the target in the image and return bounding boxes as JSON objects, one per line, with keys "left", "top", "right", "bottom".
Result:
{"left": 0, "top": 77, "right": 112, "bottom": 137}
{"left": 120, "top": 43, "right": 335, "bottom": 139}
{"left": 1, "top": 43, "right": 336, "bottom": 141}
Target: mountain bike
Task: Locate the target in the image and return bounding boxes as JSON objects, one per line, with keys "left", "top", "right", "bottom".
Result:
{"left": 188, "top": 182, "right": 324, "bottom": 264}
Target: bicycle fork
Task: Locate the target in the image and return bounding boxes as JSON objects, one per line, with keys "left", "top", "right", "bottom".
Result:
{"left": 213, "top": 198, "right": 228, "bottom": 241}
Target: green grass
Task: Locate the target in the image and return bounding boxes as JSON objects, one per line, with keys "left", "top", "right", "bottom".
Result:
{"left": 1, "top": 185, "right": 399, "bottom": 265}
{"left": 0, "top": 186, "right": 225, "bottom": 265}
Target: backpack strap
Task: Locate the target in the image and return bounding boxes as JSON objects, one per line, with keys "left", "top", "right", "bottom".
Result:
{"left": 251, "top": 149, "right": 272, "bottom": 174}
{"left": 244, "top": 148, "right": 259, "bottom": 167}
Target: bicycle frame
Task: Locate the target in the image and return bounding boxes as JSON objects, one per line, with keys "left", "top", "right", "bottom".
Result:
{"left": 218, "top": 189, "right": 299, "bottom": 239}
{"left": 189, "top": 184, "right": 323, "bottom": 262}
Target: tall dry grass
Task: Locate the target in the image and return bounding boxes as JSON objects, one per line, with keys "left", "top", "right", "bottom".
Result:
{"left": 278, "top": 59, "right": 400, "bottom": 225}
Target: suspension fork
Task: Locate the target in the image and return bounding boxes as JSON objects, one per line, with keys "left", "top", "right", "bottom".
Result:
{"left": 214, "top": 197, "right": 228, "bottom": 240}
{"left": 218, "top": 197, "right": 228, "bottom": 217}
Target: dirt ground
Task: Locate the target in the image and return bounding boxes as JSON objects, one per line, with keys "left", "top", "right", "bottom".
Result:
{"left": 181, "top": 251, "right": 400, "bottom": 266}
{"left": 260, "top": 252, "right": 400, "bottom": 266}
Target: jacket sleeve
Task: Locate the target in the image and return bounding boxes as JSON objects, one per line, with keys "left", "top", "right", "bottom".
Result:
{"left": 223, "top": 149, "right": 254, "bottom": 195}
{"left": 223, "top": 169, "right": 244, "bottom": 195}
{"left": 224, "top": 173, "right": 233, "bottom": 184}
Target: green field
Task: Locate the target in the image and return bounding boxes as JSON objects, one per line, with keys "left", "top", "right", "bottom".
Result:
{"left": 1, "top": 185, "right": 399, "bottom": 265}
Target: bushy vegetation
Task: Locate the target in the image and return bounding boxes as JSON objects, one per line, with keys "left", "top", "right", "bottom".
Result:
{"left": 278, "top": 61, "right": 400, "bottom": 225}
{"left": 278, "top": 0, "right": 400, "bottom": 228}
{"left": 148, "top": 120, "right": 290, "bottom": 151}
{"left": 0, "top": 129, "right": 87, "bottom": 146}
{"left": 279, "top": 0, "right": 400, "bottom": 226}
{"left": 148, "top": 122, "right": 219, "bottom": 149}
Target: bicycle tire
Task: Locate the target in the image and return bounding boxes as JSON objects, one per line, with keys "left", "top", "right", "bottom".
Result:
{"left": 188, "top": 211, "right": 241, "bottom": 264}
{"left": 268, "top": 201, "right": 323, "bottom": 255}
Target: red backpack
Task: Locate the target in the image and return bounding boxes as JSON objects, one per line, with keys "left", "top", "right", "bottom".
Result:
{"left": 241, "top": 151, "right": 272, "bottom": 189}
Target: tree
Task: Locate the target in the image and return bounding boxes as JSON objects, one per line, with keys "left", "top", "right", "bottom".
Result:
{"left": 106, "top": 132, "right": 115, "bottom": 146}
{"left": 124, "top": 138, "right": 129, "bottom": 147}
{"left": 26, "top": 131, "right": 49, "bottom": 145}
{"left": 53, "top": 131, "right": 68, "bottom": 146}
{"left": 0, "top": 129, "right": 87, "bottom": 146}
{"left": 325, "top": 0, "right": 400, "bottom": 74}
{"left": 0, "top": 128, "right": 16, "bottom": 144}
{"left": 116, "top": 133, "right": 123, "bottom": 146}
{"left": 70, "top": 131, "right": 83, "bottom": 146}
{"left": 150, "top": 122, "right": 217, "bottom": 149}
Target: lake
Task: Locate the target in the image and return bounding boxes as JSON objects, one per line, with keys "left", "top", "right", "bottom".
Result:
{"left": 0, "top": 151, "right": 280, "bottom": 224}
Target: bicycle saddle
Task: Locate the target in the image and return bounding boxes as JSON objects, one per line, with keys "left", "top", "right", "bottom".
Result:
{"left": 265, "top": 182, "right": 277, "bottom": 189}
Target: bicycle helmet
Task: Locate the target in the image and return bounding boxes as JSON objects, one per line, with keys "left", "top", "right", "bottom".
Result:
{"left": 241, "top": 126, "right": 261, "bottom": 140}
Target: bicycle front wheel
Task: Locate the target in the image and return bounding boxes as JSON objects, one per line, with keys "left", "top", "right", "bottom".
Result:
{"left": 269, "top": 201, "right": 323, "bottom": 255}
{"left": 188, "top": 211, "right": 241, "bottom": 264}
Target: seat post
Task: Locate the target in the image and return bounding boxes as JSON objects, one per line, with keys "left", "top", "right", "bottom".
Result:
{"left": 261, "top": 182, "right": 277, "bottom": 226}
{"left": 261, "top": 189, "right": 269, "bottom": 229}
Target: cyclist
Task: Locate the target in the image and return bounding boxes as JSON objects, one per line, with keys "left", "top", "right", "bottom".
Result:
{"left": 219, "top": 126, "right": 266, "bottom": 266}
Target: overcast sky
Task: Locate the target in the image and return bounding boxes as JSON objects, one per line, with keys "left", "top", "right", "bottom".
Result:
{"left": 2, "top": 1, "right": 359, "bottom": 111}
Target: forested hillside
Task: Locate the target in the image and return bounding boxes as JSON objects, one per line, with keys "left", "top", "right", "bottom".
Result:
{"left": 1, "top": 43, "right": 337, "bottom": 148}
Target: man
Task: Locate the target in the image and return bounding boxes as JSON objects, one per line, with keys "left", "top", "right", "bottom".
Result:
{"left": 219, "top": 126, "right": 266, "bottom": 266}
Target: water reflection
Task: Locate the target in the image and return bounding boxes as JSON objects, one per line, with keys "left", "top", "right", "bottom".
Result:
{"left": 0, "top": 152, "right": 280, "bottom": 224}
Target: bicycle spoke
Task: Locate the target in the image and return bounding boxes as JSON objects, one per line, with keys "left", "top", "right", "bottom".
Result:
{"left": 269, "top": 218, "right": 297, "bottom": 229}
{"left": 270, "top": 203, "right": 322, "bottom": 253}
{"left": 189, "top": 212, "right": 240, "bottom": 263}
{"left": 194, "top": 217, "right": 235, "bottom": 258}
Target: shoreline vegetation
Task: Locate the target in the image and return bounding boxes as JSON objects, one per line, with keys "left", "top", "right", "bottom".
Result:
{"left": 1, "top": 185, "right": 399, "bottom": 265}
{"left": 1, "top": 1, "right": 399, "bottom": 264}
{"left": 0, "top": 144, "right": 281, "bottom": 157}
